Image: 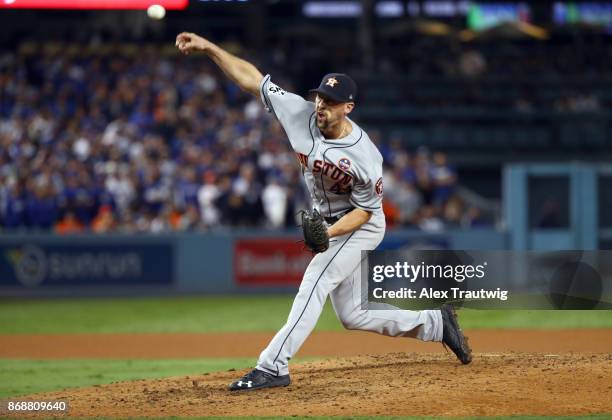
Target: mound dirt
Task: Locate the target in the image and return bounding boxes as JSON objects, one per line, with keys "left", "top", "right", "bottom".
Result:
{"left": 11, "top": 352, "right": 612, "bottom": 418}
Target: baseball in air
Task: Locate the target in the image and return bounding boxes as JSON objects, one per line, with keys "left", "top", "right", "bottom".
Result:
{"left": 147, "top": 4, "right": 166, "bottom": 20}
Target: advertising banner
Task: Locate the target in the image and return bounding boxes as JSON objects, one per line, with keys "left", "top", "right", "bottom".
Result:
{"left": 234, "top": 238, "right": 313, "bottom": 286}
{"left": 0, "top": 242, "right": 173, "bottom": 288}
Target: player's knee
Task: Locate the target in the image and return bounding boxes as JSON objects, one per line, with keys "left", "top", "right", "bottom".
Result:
{"left": 337, "top": 312, "right": 361, "bottom": 330}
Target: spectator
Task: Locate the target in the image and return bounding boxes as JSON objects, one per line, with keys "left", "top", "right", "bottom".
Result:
{"left": 0, "top": 41, "right": 486, "bottom": 233}
{"left": 262, "top": 177, "right": 287, "bottom": 229}
{"left": 26, "top": 184, "right": 58, "bottom": 230}
{"left": 197, "top": 170, "right": 221, "bottom": 228}
{"left": 91, "top": 204, "right": 116, "bottom": 233}
{"left": 430, "top": 152, "right": 457, "bottom": 205}
{"left": 443, "top": 196, "right": 463, "bottom": 229}
{"left": 178, "top": 204, "right": 200, "bottom": 231}
{"left": 231, "top": 162, "right": 264, "bottom": 226}
{"left": 418, "top": 205, "right": 445, "bottom": 233}
{"left": 55, "top": 211, "right": 84, "bottom": 234}
{"left": 463, "top": 206, "right": 488, "bottom": 228}
{"left": 2, "top": 183, "right": 26, "bottom": 229}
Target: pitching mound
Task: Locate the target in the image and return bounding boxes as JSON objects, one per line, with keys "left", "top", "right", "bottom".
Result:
{"left": 16, "top": 352, "right": 612, "bottom": 418}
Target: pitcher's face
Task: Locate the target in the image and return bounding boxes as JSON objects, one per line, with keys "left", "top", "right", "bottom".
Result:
{"left": 315, "top": 94, "right": 353, "bottom": 131}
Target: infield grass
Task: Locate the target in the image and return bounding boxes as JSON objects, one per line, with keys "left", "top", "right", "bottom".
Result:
{"left": 1, "top": 296, "right": 611, "bottom": 334}
{"left": 1, "top": 297, "right": 610, "bottom": 404}
{"left": 0, "top": 358, "right": 256, "bottom": 398}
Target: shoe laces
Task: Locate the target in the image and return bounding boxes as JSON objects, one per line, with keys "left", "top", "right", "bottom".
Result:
{"left": 242, "top": 368, "right": 271, "bottom": 381}
{"left": 242, "top": 369, "right": 262, "bottom": 381}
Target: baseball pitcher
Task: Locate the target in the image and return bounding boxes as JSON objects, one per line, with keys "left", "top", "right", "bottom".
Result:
{"left": 175, "top": 32, "right": 472, "bottom": 391}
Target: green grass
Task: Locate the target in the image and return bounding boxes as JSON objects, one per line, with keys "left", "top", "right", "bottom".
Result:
{"left": 457, "top": 308, "right": 612, "bottom": 329}
{"left": 0, "top": 296, "right": 317, "bottom": 334}
{"left": 0, "top": 296, "right": 331, "bottom": 334}
{"left": 0, "top": 296, "right": 611, "bottom": 334}
{"left": 1, "top": 297, "right": 609, "bottom": 417}
{"left": 0, "top": 358, "right": 255, "bottom": 398}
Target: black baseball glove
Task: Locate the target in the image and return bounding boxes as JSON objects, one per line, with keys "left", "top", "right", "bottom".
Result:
{"left": 300, "top": 209, "right": 330, "bottom": 253}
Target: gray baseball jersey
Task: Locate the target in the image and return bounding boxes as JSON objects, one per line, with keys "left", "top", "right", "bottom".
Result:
{"left": 259, "top": 74, "right": 384, "bottom": 218}
{"left": 255, "top": 75, "right": 443, "bottom": 377}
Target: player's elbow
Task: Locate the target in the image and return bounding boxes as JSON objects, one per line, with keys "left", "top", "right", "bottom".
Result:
{"left": 243, "top": 76, "right": 262, "bottom": 96}
{"left": 355, "top": 208, "right": 372, "bottom": 224}
{"left": 242, "top": 71, "right": 264, "bottom": 97}
{"left": 243, "top": 84, "right": 260, "bottom": 97}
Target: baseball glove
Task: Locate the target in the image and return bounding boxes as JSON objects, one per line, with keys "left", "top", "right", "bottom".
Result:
{"left": 300, "top": 209, "right": 330, "bottom": 253}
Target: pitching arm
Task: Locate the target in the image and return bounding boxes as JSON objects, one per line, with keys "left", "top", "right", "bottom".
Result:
{"left": 327, "top": 208, "right": 372, "bottom": 238}
{"left": 176, "top": 32, "right": 263, "bottom": 97}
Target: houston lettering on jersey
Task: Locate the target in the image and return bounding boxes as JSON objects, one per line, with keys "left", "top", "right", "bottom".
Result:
{"left": 296, "top": 153, "right": 309, "bottom": 168}
{"left": 296, "top": 152, "right": 353, "bottom": 195}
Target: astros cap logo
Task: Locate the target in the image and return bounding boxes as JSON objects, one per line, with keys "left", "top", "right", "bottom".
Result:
{"left": 325, "top": 77, "right": 339, "bottom": 87}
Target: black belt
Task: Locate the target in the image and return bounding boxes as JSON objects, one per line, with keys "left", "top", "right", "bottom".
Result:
{"left": 324, "top": 208, "right": 354, "bottom": 225}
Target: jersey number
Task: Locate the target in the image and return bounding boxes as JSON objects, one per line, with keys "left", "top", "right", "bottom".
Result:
{"left": 329, "top": 181, "right": 351, "bottom": 195}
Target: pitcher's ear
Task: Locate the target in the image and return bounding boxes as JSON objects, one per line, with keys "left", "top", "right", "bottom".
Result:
{"left": 345, "top": 102, "right": 355, "bottom": 115}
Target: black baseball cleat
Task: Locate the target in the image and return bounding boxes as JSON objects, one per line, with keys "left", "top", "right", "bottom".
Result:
{"left": 441, "top": 304, "right": 472, "bottom": 364}
{"left": 228, "top": 368, "right": 291, "bottom": 391}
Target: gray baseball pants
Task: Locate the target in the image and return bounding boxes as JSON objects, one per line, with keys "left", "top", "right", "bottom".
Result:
{"left": 256, "top": 212, "right": 443, "bottom": 376}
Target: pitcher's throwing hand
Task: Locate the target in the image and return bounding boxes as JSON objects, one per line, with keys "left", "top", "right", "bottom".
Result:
{"left": 175, "top": 32, "right": 213, "bottom": 55}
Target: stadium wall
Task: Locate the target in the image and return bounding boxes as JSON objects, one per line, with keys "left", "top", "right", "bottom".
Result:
{"left": 0, "top": 230, "right": 508, "bottom": 297}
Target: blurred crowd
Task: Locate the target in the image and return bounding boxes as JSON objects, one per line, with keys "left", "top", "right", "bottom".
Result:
{"left": 380, "top": 144, "right": 487, "bottom": 231}
{"left": 276, "top": 35, "right": 612, "bottom": 112}
{"left": 0, "top": 43, "right": 488, "bottom": 234}
{"left": 380, "top": 37, "right": 612, "bottom": 80}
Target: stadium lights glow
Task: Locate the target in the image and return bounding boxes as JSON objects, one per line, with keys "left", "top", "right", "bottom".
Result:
{"left": 376, "top": 1, "right": 404, "bottom": 18}
{"left": 301, "top": 1, "right": 480, "bottom": 18}
{"left": 0, "top": 0, "right": 188, "bottom": 9}
{"left": 303, "top": 1, "right": 362, "bottom": 18}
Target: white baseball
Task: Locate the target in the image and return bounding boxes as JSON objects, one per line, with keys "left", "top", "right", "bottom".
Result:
{"left": 147, "top": 4, "right": 166, "bottom": 20}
